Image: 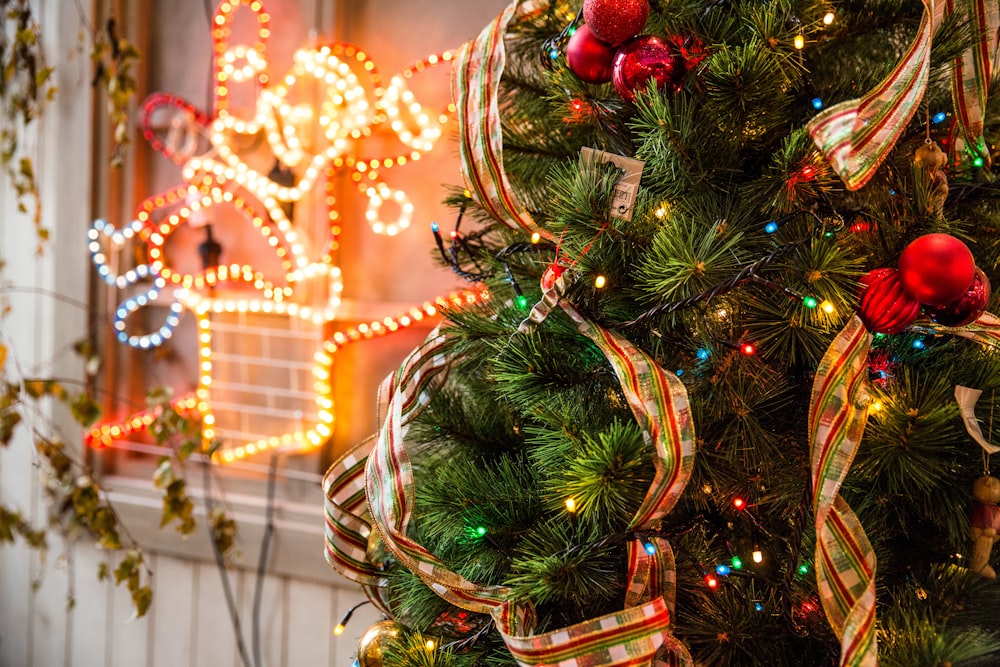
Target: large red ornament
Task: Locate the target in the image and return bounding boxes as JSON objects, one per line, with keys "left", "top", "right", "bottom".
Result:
{"left": 857, "top": 268, "right": 921, "bottom": 334}
{"left": 897, "top": 233, "right": 976, "bottom": 306}
{"left": 923, "top": 267, "right": 991, "bottom": 327}
{"left": 583, "top": 0, "right": 649, "bottom": 46}
{"left": 612, "top": 35, "right": 686, "bottom": 104}
{"left": 566, "top": 24, "right": 616, "bottom": 84}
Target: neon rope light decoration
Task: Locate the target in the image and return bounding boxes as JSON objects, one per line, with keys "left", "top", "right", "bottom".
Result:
{"left": 87, "top": 0, "right": 479, "bottom": 463}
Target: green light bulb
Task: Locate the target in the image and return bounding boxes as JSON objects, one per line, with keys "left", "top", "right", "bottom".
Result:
{"left": 515, "top": 295, "right": 529, "bottom": 309}
{"left": 974, "top": 156, "right": 985, "bottom": 168}
{"left": 476, "top": 526, "right": 487, "bottom": 537}
{"left": 803, "top": 296, "right": 818, "bottom": 309}
{"left": 798, "top": 563, "right": 809, "bottom": 575}
{"left": 731, "top": 556, "right": 743, "bottom": 570}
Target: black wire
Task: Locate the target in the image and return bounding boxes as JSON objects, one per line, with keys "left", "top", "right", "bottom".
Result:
{"left": 539, "top": 12, "right": 582, "bottom": 70}
{"left": 202, "top": 461, "right": 254, "bottom": 667}
{"left": 252, "top": 453, "right": 279, "bottom": 667}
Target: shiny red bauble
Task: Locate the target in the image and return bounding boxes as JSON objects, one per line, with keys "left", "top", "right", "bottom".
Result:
{"left": 583, "top": 0, "right": 649, "bottom": 46}
{"left": 566, "top": 24, "right": 616, "bottom": 84}
{"left": 897, "top": 233, "right": 976, "bottom": 306}
{"left": 923, "top": 267, "right": 991, "bottom": 327}
{"left": 541, "top": 264, "right": 567, "bottom": 292}
{"left": 858, "top": 268, "right": 921, "bottom": 334}
{"left": 612, "top": 35, "right": 686, "bottom": 104}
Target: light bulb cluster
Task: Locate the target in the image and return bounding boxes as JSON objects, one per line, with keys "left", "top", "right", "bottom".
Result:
{"left": 211, "top": 0, "right": 270, "bottom": 119}
{"left": 90, "top": 0, "right": 482, "bottom": 463}
{"left": 202, "top": 1, "right": 455, "bottom": 237}
{"left": 140, "top": 93, "right": 210, "bottom": 164}
{"left": 211, "top": 289, "right": 485, "bottom": 464}
{"left": 323, "top": 289, "right": 487, "bottom": 353}
{"left": 87, "top": 394, "right": 200, "bottom": 447}
{"left": 87, "top": 289, "right": 488, "bottom": 463}
{"left": 89, "top": 218, "right": 186, "bottom": 349}
{"left": 365, "top": 181, "right": 414, "bottom": 236}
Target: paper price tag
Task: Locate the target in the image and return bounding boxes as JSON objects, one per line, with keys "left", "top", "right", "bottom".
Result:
{"left": 580, "top": 146, "right": 645, "bottom": 221}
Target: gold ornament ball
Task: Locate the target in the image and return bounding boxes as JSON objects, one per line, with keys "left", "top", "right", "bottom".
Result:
{"left": 356, "top": 620, "right": 402, "bottom": 667}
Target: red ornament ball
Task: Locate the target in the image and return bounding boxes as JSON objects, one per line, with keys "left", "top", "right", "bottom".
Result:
{"left": 923, "top": 267, "right": 991, "bottom": 327}
{"left": 612, "top": 35, "right": 686, "bottom": 104}
{"left": 566, "top": 24, "right": 616, "bottom": 84}
{"left": 897, "top": 233, "right": 976, "bottom": 306}
{"left": 858, "top": 268, "right": 921, "bottom": 334}
{"left": 583, "top": 0, "right": 649, "bottom": 46}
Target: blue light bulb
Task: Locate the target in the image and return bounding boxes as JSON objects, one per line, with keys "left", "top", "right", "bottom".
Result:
{"left": 764, "top": 221, "right": 778, "bottom": 234}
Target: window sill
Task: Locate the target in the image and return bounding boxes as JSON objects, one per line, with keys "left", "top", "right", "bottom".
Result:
{"left": 101, "top": 459, "right": 341, "bottom": 586}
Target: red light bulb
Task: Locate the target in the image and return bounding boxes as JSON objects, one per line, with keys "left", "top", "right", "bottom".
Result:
{"left": 741, "top": 343, "right": 755, "bottom": 355}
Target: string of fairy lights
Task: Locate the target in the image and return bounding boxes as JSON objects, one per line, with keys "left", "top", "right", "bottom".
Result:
{"left": 87, "top": 0, "right": 481, "bottom": 464}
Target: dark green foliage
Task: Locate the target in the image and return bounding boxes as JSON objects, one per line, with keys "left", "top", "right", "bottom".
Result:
{"left": 365, "top": 0, "right": 1000, "bottom": 665}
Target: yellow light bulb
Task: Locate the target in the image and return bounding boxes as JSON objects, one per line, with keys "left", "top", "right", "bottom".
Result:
{"left": 823, "top": 11, "right": 835, "bottom": 25}
{"left": 594, "top": 275, "right": 607, "bottom": 289}
{"left": 565, "top": 498, "right": 577, "bottom": 513}
{"left": 752, "top": 548, "right": 763, "bottom": 563}
{"left": 794, "top": 34, "right": 805, "bottom": 49}
{"left": 820, "top": 300, "right": 835, "bottom": 314}
{"left": 333, "top": 624, "right": 345, "bottom": 636}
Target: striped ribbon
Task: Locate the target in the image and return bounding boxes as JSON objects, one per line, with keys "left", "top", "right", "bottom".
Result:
{"left": 323, "top": 438, "right": 381, "bottom": 586}
{"left": 810, "top": 316, "right": 876, "bottom": 667}
{"left": 810, "top": 310, "right": 1000, "bottom": 666}
{"left": 806, "top": 0, "right": 946, "bottom": 190}
{"left": 324, "top": 294, "right": 695, "bottom": 663}
{"left": 948, "top": 0, "right": 1000, "bottom": 167}
{"left": 363, "top": 330, "right": 522, "bottom": 616}
{"left": 926, "top": 310, "right": 1000, "bottom": 345}
{"left": 322, "top": 437, "right": 396, "bottom": 616}
{"left": 453, "top": 0, "right": 555, "bottom": 241}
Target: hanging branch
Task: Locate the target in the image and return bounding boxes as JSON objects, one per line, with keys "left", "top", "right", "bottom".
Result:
{"left": 89, "top": 16, "right": 140, "bottom": 167}
{"left": 0, "top": 0, "right": 56, "bottom": 245}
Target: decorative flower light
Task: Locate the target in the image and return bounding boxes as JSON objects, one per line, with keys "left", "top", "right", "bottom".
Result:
{"left": 87, "top": 0, "right": 479, "bottom": 464}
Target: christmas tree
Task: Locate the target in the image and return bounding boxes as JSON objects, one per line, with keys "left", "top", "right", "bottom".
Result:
{"left": 325, "top": 0, "right": 1000, "bottom": 664}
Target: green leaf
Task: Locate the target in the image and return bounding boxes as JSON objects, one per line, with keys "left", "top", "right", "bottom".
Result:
{"left": 68, "top": 393, "right": 102, "bottom": 426}
{"left": 113, "top": 550, "right": 142, "bottom": 585}
{"left": 130, "top": 586, "right": 152, "bottom": 619}
{"left": 152, "top": 457, "right": 174, "bottom": 489}
{"left": 177, "top": 438, "right": 198, "bottom": 460}
{"left": 35, "top": 67, "right": 53, "bottom": 87}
